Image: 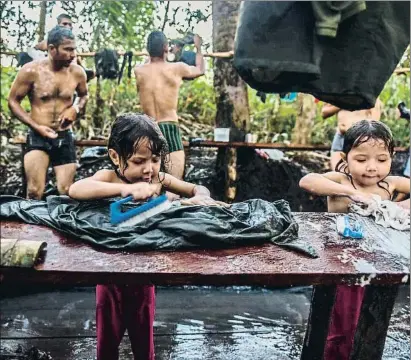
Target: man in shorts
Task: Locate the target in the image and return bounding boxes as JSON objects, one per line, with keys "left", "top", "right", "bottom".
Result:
{"left": 322, "top": 98, "right": 382, "bottom": 169}
{"left": 134, "top": 30, "right": 205, "bottom": 179}
{"left": 8, "top": 26, "right": 88, "bottom": 199}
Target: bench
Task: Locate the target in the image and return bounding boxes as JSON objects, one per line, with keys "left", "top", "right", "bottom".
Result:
{"left": 10, "top": 137, "right": 344, "bottom": 197}
{"left": 11, "top": 137, "right": 350, "bottom": 150}
{"left": 11, "top": 137, "right": 409, "bottom": 199}
{"left": 1, "top": 214, "right": 409, "bottom": 360}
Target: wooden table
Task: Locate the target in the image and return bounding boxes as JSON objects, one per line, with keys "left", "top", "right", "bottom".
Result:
{"left": 1, "top": 214, "right": 409, "bottom": 360}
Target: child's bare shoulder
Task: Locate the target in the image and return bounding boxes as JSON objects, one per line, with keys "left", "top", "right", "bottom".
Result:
{"left": 385, "top": 175, "right": 410, "bottom": 191}
{"left": 92, "top": 169, "right": 117, "bottom": 182}
{"left": 385, "top": 175, "right": 404, "bottom": 182}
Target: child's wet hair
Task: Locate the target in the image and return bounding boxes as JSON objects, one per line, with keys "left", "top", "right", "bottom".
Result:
{"left": 335, "top": 120, "right": 394, "bottom": 197}
{"left": 108, "top": 113, "right": 169, "bottom": 173}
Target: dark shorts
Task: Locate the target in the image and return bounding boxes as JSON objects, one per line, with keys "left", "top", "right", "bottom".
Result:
{"left": 158, "top": 122, "right": 184, "bottom": 153}
{"left": 25, "top": 129, "right": 77, "bottom": 167}
{"left": 331, "top": 131, "right": 345, "bottom": 152}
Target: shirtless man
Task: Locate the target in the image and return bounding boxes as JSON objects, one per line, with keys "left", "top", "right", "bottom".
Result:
{"left": 8, "top": 26, "right": 88, "bottom": 200}
{"left": 31, "top": 14, "right": 94, "bottom": 82}
{"left": 134, "top": 30, "right": 205, "bottom": 179}
{"left": 34, "top": 13, "right": 73, "bottom": 52}
{"left": 322, "top": 98, "right": 382, "bottom": 169}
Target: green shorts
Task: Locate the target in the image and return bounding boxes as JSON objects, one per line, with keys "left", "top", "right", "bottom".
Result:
{"left": 158, "top": 122, "right": 184, "bottom": 153}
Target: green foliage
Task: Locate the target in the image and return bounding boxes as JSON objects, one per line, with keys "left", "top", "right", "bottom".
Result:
{"left": 0, "top": 67, "right": 29, "bottom": 136}
{"left": 55, "top": 1, "right": 156, "bottom": 52}
{"left": 79, "top": 76, "right": 217, "bottom": 138}
{"left": 178, "top": 78, "right": 216, "bottom": 124}
{"left": 311, "top": 106, "right": 338, "bottom": 146}
{"left": 311, "top": 72, "right": 410, "bottom": 146}
{"left": 0, "top": 1, "right": 38, "bottom": 51}
{"left": 159, "top": 1, "right": 212, "bottom": 51}
{"left": 1, "top": 1, "right": 409, "bottom": 147}
{"left": 82, "top": 1, "right": 156, "bottom": 51}
{"left": 2, "top": 62, "right": 409, "bottom": 147}
{"left": 160, "top": 1, "right": 211, "bottom": 32}
{"left": 248, "top": 90, "right": 297, "bottom": 142}
{"left": 379, "top": 73, "right": 410, "bottom": 147}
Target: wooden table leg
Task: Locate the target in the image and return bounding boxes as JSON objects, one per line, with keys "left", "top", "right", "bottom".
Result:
{"left": 300, "top": 285, "right": 337, "bottom": 360}
{"left": 350, "top": 284, "right": 399, "bottom": 360}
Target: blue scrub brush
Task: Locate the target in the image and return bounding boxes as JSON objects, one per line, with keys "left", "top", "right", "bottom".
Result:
{"left": 336, "top": 215, "right": 364, "bottom": 239}
{"left": 110, "top": 194, "right": 171, "bottom": 227}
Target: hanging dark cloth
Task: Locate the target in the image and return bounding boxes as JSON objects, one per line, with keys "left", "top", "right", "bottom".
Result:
{"left": 234, "top": 1, "right": 410, "bottom": 110}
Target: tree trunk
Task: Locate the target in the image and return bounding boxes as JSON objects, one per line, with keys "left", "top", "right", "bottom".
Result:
{"left": 212, "top": 1, "right": 250, "bottom": 202}
{"left": 292, "top": 93, "right": 316, "bottom": 145}
{"left": 37, "top": 1, "right": 47, "bottom": 42}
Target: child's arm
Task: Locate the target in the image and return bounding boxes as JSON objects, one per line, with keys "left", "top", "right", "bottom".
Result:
{"left": 388, "top": 176, "right": 410, "bottom": 210}
{"left": 398, "top": 199, "right": 410, "bottom": 210}
{"left": 68, "top": 170, "right": 161, "bottom": 200}
{"left": 388, "top": 176, "right": 410, "bottom": 196}
{"left": 160, "top": 173, "right": 228, "bottom": 206}
{"left": 299, "top": 172, "right": 374, "bottom": 203}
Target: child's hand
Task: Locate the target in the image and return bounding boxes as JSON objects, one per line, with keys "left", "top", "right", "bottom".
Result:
{"left": 59, "top": 106, "right": 78, "bottom": 129}
{"left": 121, "top": 183, "right": 161, "bottom": 201}
{"left": 181, "top": 195, "right": 230, "bottom": 207}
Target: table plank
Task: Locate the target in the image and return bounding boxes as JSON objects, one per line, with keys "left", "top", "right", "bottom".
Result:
{"left": 0, "top": 213, "right": 409, "bottom": 286}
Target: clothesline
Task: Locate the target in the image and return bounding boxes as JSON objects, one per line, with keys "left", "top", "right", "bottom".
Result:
{"left": 1, "top": 49, "right": 235, "bottom": 59}
{"left": 1, "top": 50, "right": 409, "bottom": 74}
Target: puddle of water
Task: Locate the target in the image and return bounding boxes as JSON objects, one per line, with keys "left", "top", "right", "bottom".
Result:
{"left": 1, "top": 287, "right": 409, "bottom": 359}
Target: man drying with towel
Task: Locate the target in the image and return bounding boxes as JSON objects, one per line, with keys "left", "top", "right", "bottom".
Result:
{"left": 134, "top": 30, "right": 205, "bottom": 180}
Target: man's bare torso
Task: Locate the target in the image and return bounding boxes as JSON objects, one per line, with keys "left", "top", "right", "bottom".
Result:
{"left": 27, "top": 59, "right": 82, "bottom": 131}
{"left": 337, "top": 98, "right": 382, "bottom": 134}
{"left": 135, "top": 61, "right": 183, "bottom": 123}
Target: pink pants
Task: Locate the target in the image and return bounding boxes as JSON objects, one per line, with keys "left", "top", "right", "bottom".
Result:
{"left": 96, "top": 284, "right": 155, "bottom": 360}
{"left": 324, "top": 285, "right": 365, "bottom": 360}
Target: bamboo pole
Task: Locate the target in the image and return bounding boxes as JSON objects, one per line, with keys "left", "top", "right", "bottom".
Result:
{"left": 394, "top": 67, "right": 411, "bottom": 74}
{"left": 1, "top": 49, "right": 408, "bottom": 72}
{"left": 9, "top": 137, "right": 409, "bottom": 152}
{"left": 0, "top": 49, "right": 234, "bottom": 59}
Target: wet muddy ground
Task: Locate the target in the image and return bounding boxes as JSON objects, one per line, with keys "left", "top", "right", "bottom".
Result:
{"left": 1, "top": 286, "right": 409, "bottom": 360}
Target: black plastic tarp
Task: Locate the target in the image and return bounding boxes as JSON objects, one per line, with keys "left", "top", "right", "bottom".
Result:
{"left": 0, "top": 195, "right": 318, "bottom": 258}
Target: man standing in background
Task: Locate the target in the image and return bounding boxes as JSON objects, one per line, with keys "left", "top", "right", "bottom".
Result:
{"left": 322, "top": 98, "right": 382, "bottom": 169}
{"left": 134, "top": 30, "right": 205, "bottom": 180}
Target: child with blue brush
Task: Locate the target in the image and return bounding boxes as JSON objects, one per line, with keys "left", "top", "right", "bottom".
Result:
{"left": 69, "top": 113, "right": 226, "bottom": 360}
{"left": 299, "top": 120, "right": 409, "bottom": 359}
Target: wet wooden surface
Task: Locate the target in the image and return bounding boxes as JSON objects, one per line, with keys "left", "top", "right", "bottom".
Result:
{"left": 0, "top": 213, "right": 409, "bottom": 287}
